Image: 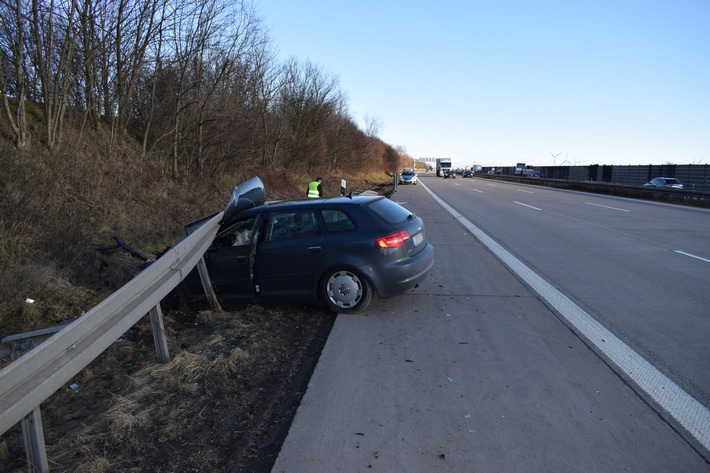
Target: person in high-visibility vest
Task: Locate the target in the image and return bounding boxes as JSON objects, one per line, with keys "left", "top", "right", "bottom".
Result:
{"left": 307, "top": 177, "right": 323, "bottom": 198}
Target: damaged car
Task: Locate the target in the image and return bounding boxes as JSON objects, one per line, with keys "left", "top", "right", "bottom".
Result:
{"left": 176, "top": 177, "right": 433, "bottom": 313}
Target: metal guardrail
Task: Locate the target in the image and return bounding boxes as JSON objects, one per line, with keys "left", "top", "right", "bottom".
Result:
{"left": 0, "top": 211, "right": 222, "bottom": 437}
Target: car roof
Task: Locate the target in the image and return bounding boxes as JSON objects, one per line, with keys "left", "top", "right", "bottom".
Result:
{"left": 226, "top": 194, "right": 385, "bottom": 224}
{"left": 221, "top": 177, "right": 386, "bottom": 224}
{"left": 267, "top": 195, "right": 382, "bottom": 208}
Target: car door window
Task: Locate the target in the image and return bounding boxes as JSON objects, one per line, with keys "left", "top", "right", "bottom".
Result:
{"left": 215, "top": 216, "right": 258, "bottom": 247}
{"left": 320, "top": 209, "right": 356, "bottom": 232}
{"left": 267, "top": 211, "right": 319, "bottom": 241}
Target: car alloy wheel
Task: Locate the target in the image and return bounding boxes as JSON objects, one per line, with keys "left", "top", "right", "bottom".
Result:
{"left": 321, "top": 268, "right": 373, "bottom": 313}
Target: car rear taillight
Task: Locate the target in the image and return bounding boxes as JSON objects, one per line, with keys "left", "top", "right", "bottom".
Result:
{"left": 376, "top": 230, "right": 410, "bottom": 248}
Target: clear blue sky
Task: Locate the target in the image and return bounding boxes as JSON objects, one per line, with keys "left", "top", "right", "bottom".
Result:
{"left": 255, "top": 0, "right": 709, "bottom": 167}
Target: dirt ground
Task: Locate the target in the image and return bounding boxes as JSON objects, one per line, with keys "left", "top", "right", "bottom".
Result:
{"left": 1, "top": 304, "right": 336, "bottom": 472}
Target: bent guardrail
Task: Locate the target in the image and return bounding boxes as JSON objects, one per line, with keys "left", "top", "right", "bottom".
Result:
{"left": 0, "top": 211, "right": 223, "bottom": 469}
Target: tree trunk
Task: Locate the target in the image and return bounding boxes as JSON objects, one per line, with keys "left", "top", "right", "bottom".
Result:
{"left": 30, "top": 0, "right": 77, "bottom": 150}
{"left": 0, "top": 1, "right": 31, "bottom": 149}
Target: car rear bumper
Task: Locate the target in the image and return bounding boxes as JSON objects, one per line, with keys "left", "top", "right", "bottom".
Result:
{"left": 364, "top": 243, "right": 434, "bottom": 298}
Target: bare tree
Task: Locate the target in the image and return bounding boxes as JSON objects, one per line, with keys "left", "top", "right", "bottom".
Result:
{"left": 250, "top": 37, "right": 283, "bottom": 167}
{"left": 0, "top": 0, "right": 31, "bottom": 149}
{"left": 326, "top": 94, "right": 354, "bottom": 171}
{"left": 151, "top": 0, "right": 269, "bottom": 177}
{"left": 161, "top": 0, "right": 221, "bottom": 176}
{"left": 137, "top": 1, "right": 169, "bottom": 160}
{"left": 74, "top": 0, "right": 111, "bottom": 128}
{"left": 113, "top": 0, "right": 162, "bottom": 135}
{"left": 0, "top": 0, "right": 394, "bottom": 180}
{"left": 191, "top": 1, "right": 263, "bottom": 170}
{"left": 364, "top": 113, "right": 381, "bottom": 138}
{"left": 279, "top": 58, "right": 341, "bottom": 169}
{"left": 28, "top": 0, "right": 78, "bottom": 149}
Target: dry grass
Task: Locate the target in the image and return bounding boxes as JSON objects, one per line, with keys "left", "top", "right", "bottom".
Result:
{"left": 107, "top": 395, "right": 152, "bottom": 431}
{"left": 0, "top": 304, "right": 336, "bottom": 471}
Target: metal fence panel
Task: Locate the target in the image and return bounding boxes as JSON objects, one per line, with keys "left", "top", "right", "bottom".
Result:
{"left": 478, "top": 164, "right": 710, "bottom": 191}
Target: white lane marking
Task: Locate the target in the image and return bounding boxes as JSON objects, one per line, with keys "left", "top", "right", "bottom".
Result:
{"left": 585, "top": 202, "right": 631, "bottom": 212}
{"left": 673, "top": 250, "right": 710, "bottom": 264}
{"left": 517, "top": 189, "right": 534, "bottom": 194}
{"left": 420, "top": 181, "right": 710, "bottom": 451}
{"left": 472, "top": 189, "right": 484, "bottom": 194}
{"left": 514, "top": 201, "right": 542, "bottom": 211}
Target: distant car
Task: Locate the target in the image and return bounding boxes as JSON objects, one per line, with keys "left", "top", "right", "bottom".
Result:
{"left": 399, "top": 168, "right": 418, "bottom": 185}
{"left": 643, "top": 177, "right": 684, "bottom": 189}
{"left": 177, "top": 177, "right": 434, "bottom": 314}
{"left": 443, "top": 169, "right": 456, "bottom": 179}
{"left": 462, "top": 170, "right": 474, "bottom": 178}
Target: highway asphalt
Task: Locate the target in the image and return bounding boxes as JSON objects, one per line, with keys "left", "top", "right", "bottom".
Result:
{"left": 271, "top": 180, "right": 709, "bottom": 473}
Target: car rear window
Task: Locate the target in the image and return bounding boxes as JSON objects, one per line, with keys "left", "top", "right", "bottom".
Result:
{"left": 366, "top": 198, "right": 413, "bottom": 224}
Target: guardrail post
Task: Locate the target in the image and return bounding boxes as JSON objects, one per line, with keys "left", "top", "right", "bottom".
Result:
{"left": 20, "top": 409, "right": 47, "bottom": 473}
{"left": 196, "top": 257, "right": 222, "bottom": 311}
{"left": 149, "top": 305, "right": 170, "bottom": 363}
{"left": 11, "top": 342, "right": 49, "bottom": 473}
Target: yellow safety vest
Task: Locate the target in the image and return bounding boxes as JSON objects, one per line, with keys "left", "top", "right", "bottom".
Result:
{"left": 308, "top": 181, "right": 320, "bottom": 198}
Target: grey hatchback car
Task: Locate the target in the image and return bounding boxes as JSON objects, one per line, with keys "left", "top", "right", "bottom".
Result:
{"left": 643, "top": 177, "right": 684, "bottom": 189}
{"left": 178, "top": 177, "right": 433, "bottom": 313}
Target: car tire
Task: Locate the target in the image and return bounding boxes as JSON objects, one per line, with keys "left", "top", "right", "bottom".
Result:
{"left": 321, "top": 268, "right": 373, "bottom": 313}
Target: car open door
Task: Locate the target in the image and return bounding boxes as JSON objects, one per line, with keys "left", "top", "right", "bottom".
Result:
{"left": 204, "top": 215, "right": 262, "bottom": 305}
